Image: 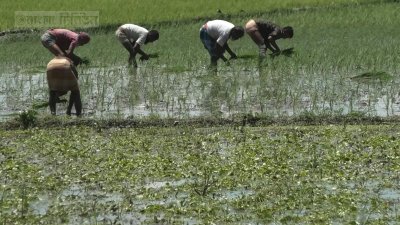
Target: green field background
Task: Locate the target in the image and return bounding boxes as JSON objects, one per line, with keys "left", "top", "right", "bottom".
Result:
{"left": 0, "top": 0, "right": 385, "bottom": 30}
{"left": 1, "top": 2, "right": 399, "bottom": 73}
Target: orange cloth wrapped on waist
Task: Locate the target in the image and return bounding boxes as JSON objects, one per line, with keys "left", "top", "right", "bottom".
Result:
{"left": 46, "top": 57, "right": 79, "bottom": 92}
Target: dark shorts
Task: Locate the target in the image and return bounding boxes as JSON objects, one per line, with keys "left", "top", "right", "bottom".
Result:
{"left": 41, "top": 32, "right": 56, "bottom": 48}
{"left": 200, "top": 28, "right": 217, "bottom": 57}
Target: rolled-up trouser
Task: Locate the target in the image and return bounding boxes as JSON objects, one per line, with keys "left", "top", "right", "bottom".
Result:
{"left": 115, "top": 27, "right": 131, "bottom": 44}
{"left": 41, "top": 31, "right": 56, "bottom": 48}
{"left": 46, "top": 57, "right": 79, "bottom": 93}
{"left": 245, "top": 20, "right": 266, "bottom": 56}
{"left": 200, "top": 27, "right": 219, "bottom": 58}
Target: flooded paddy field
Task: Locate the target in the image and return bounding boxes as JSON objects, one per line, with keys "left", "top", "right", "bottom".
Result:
{"left": 1, "top": 2, "right": 400, "bottom": 122}
{"left": 1, "top": 64, "right": 400, "bottom": 121}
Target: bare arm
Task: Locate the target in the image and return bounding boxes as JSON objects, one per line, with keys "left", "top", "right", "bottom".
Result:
{"left": 215, "top": 43, "right": 228, "bottom": 62}
{"left": 224, "top": 44, "right": 237, "bottom": 59}
{"left": 73, "top": 91, "right": 82, "bottom": 116}
{"left": 65, "top": 41, "right": 78, "bottom": 56}
{"left": 266, "top": 36, "right": 280, "bottom": 53}
{"left": 133, "top": 42, "right": 149, "bottom": 59}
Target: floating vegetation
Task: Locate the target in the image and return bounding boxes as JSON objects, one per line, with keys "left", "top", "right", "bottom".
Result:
{"left": 1, "top": 125, "right": 400, "bottom": 224}
{"left": 1, "top": 1, "right": 400, "bottom": 224}
{"left": 351, "top": 71, "right": 393, "bottom": 82}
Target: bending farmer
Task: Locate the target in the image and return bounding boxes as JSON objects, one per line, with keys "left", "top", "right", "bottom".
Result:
{"left": 115, "top": 24, "right": 159, "bottom": 67}
{"left": 46, "top": 57, "right": 82, "bottom": 116}
{"left": 245, "top": 20, "right": 293, "bottom": 57}
{"left": 41, "top": 29, "right": 90, "bottom": 66}
{"left": 200, "top": 20, "right": 244, "bottom": 66}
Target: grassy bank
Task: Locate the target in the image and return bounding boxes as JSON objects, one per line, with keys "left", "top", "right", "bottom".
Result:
{"left": 0, "top": 111, "right": 395, "bottom": 131}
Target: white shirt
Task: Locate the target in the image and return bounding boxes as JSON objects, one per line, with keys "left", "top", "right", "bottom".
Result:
{"left": 205, "top": 20, "right": 234, "bottom": 46}
{"left": 120, "top": 24, "right": 148, "bottom": 46}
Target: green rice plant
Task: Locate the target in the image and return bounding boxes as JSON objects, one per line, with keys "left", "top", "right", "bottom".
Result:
{"left": 18, "top": 109, "right": 38, "bottom": 129}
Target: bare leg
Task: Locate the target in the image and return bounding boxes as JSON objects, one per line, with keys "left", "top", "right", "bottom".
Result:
{"left": 67, "top": 90, "right": 82, "bottom": 116}
{"left": 49, "top": 90, "right": 58, "bottom": 115}
{"left": 247, "top": 30, "right": 266, "bottom": 57}
{"left": 67, "top": 91, "right": 73, "bottom": 116}
{"left": 210, "top": 56, "right": 218, "bottom": 67}
{"left": 73, "top": 90, "right": 82, "bottom": 116}
{"left": 46, "top": 44, "right": 65, "bottom": 57}
{"left": 121, "top": 41, "right": 137, "bottom": 67}
{"left": 70, "top": 64, "right": 79, "bottom": 79}
{"left": 209, "top": 56, "right": 218, "bottom": 73}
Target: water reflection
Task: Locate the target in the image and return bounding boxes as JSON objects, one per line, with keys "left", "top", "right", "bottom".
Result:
{"left": 1, "top": 65, "right": 400, "bottom": 121}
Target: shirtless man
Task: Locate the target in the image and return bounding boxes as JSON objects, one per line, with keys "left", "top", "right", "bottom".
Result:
{"left": 245, "top": 20, "right": 293, "bottom": 57}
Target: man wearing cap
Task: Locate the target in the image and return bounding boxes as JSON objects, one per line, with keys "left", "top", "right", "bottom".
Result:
{"left": 115, "top": 24, "right": 159, "bottom": 67}
{"left": 200, "top": 19, "right": 244, "bottom": 66}
{"left": 41, "top": 29, "right": 91, "bottom": 66}
{"left": 245, "top": 19, "right": 293, "bottom": 57}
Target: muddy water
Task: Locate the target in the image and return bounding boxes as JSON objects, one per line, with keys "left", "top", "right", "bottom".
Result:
{"left": 26, "top": 179, "right": 399, "bottom": 225}
{"left": 1, "top": 65, "right": 400, "bottom": 121}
